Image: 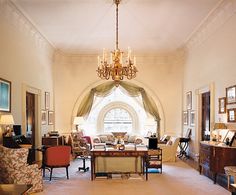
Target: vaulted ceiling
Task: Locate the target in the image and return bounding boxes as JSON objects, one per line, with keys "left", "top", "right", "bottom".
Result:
{"left": 12, "top": 0, "right": 221, "bottom": 54}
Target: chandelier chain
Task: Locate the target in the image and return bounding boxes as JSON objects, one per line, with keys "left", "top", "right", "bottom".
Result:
{"left": 116, "top": 2, "right": 119, "bottom": 50}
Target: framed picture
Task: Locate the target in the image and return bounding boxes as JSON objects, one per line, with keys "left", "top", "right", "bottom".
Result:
{"left": 218, "top": 97, "right": 226, "bottom": 114}
{"left": 186, "top": 91, "right": 192, "bottom": 110}
{"left": 48, "top": 111, "right": 54, "bottom": 125}
{"left": 190, "top": 110, "right": 195, "bottom": 127}
{"left": 183, "top": 111, "right": 188, "bottom": 125}
{"left": 227, "top": 108, "right": 236, "bottom": 122}
{"left": 45, "top": 92, "right": 50, "bottom": 110}
{"left": 41, "top": 110, "right": 47, "bottom": 125}
{"left": 0, "top": 78, "right": 11, "bottom": 112}
{"left": 226, "top": 85, "right": 236, "bottom": 104}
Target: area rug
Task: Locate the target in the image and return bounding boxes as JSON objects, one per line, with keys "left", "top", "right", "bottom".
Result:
{"left": 35, "top": 158, "right": 230, "bottom": 195}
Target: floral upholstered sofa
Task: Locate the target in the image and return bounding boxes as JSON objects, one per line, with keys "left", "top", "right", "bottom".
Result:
{"left": 93, "top": 133, "right": 143, "bottom": 145}
{"left": 0, "top": 145, "right": 43, "bottom": 194}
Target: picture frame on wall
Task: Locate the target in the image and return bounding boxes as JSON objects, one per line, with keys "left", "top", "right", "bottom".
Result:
{"left": 183, "top": 111, "right": 188, "bottom": 125}
{"left": 227, "top": 108, "right": 236, "bottom": 123}
{"left": 45, "top": 92, "right": 50, "bottom": 110}
{"left": 0, "top": 78, "right": 11, "bottom": 112}
{"left": 48, "top": 111, "right": 54, "bottom": 125}
{"left": 186, "top": 91, "right": 192, "bottom": 110}
{"left": 218, "top": 97, "right": 226, "bottom": 114}
{"left": 190, "top": 110, "right": 195, "bottom": 127}
{"left": 226, "top": 85, "right": 236, "bottom": 104}
{"left": 41, "top": 110, "right": 47, "bottom": 125}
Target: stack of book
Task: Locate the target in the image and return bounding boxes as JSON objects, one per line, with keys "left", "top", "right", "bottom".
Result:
{"left": 124, "top": 144, "right": 135, "bottom": 150}
{"left": 136, "top": 144, "right": 148, "bottom": 151}
{"left": 93, "top": 143, "right": 106, "bottom": 150}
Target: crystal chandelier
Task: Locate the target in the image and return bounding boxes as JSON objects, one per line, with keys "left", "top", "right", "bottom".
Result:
{"left": 97, "top": 0, "right": 138, "bottom": 86}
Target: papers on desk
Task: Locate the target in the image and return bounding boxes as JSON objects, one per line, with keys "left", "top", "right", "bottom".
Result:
{"left": 136, "top": 145, "right": 148, "bottom": 151}
{"left": 124, "top": 144, "right": 135, "bottom": 150}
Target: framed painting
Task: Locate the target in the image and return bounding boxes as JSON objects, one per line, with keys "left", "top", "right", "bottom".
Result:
{"left": 45, "top": 92, "right": 50, "bottom": 110}
{"left": 186, "top": 91, "right": 192, "bottom": 110}
{"left": 227, "top": 108, "right": 236, "bottom": 123}
{"left": 48, "top": 111, "right": 54, "bottom": 125}
{"left": 183, "top": 111, "right": 188, "bottom": 125}
{"left": 190, "top": 110, "right": 195, "bottom": 127}
{"left": 226, "top": 85, "right": 236, "bottom": 104}
{"left": 41, "top": 110, "right": 47, "bottom": 125}
{"left": 218, "top": 97, "right": 226, "bottom": 114}
{"left": 0, "top": 78, "right": 11, "bottom": 112}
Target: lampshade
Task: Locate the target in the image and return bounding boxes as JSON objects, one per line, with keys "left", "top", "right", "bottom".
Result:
{"left": 0, "top": 114, "right": 15, "bottom": 125}
{"left": 73, "top": 117, "right": 84, "bottom": 125}
{"left": 213, "top": 123, "right": 227, "bottom": 129}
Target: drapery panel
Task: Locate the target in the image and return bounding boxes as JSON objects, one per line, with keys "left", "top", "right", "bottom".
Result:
{"left": 76, "top": 81, "right": 161, "bottom": 136}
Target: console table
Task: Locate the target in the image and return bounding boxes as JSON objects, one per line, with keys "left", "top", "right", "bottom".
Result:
{"left": 90, "top": 149, "right": 148, "bottom": 180}
{"left": 42, "top": 136, "right": 63, "bottom": 146}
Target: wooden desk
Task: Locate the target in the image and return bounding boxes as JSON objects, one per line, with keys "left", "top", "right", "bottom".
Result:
{"left": 90, "top": 149, "right": 148, "bottom": 180}
{"left": 0, "top": 184, "right": 32, "bottom": 195}
{"left": 42, "top": 136, "right": 63, "bottom": 146}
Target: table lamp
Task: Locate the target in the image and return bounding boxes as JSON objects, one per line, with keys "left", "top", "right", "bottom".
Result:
{"left": 73, "top": 116, "right": 84, "bottom": 132}
{"left": 0, "top": 114, "right": 15, "bottom": 136}
{"left": 212, "top": 122, "right": 227, "bottom": 141}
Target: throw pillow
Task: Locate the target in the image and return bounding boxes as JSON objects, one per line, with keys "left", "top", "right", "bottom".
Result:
{"left": 167, "top": 140, "right": 173, "bottom": 146}
{"left": 93, "top": 137, "right": 101, "bottom": 143}
{"left": 135, "top": 137, "right": 143, "bottom": 144}
{"left": 123, "top": 135, "right": 129, "bottom": 142}
{"left": 128, "top": 135, "right": 136, "bottom": 143}
{"left": 107, "top": 135, "right": 115, "bottom": 142}
{"left": 99, "top": 135, "right": 108, "bottom": 143}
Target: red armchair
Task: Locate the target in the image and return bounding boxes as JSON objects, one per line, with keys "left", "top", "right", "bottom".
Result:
{"left": 43, "top": 146, "right": 71, "bottom": 181}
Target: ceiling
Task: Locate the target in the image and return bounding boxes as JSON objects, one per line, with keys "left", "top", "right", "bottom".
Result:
{"left": 12, "top": 0, "right": 221, "bottom": 54}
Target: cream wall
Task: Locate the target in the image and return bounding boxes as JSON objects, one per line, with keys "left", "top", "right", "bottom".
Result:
{"left": 183, "top": 10, "right": 236, "bottom": 158}
{"left": 54, "top": 52, "right": 184, "bottom": 137}
{"left": 0, "top": 1, "right": 54, "bottom": 144}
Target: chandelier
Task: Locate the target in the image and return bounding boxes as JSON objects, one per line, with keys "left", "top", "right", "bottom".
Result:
{"left": 97, "top": 0, "right": 138, "bottom": 86}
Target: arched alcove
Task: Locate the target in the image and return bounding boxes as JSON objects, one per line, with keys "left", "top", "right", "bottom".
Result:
{"left": 71, "top": 80, "right": 165, "bottom": 136}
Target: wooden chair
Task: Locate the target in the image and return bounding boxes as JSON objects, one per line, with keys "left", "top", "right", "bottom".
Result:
{"left": 43, "top": 146, "right": 71, "bottom": 181}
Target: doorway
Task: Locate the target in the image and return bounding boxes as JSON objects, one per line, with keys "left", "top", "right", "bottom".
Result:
{"left": 26, "top": 92, "right": 36, "bottom": 162}
{"left": 201, "top": 92, "right": 210, "bottom": 141}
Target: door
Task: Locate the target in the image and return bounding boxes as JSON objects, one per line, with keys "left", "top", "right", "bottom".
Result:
{"left": 201, "top": 92, "right": 210, "bottom": 141}
{"left": 26, "top": 92, "right": 35, "bottom": 162}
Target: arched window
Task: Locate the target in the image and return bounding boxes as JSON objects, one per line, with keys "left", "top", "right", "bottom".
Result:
{"left": 103, "top": 108, "right": 133, "bottom": 133}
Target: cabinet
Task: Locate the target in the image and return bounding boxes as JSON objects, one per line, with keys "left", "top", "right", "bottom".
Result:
{"left": 42, "top": 136, "right": 63, "bottom": 146}
{"left": 199, "top": 142, "right": 236, "bottom": 183}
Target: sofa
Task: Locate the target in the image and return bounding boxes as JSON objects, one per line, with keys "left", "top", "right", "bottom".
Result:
{"left": 93, "top": 133, "right": 143, "bottom": 145}
{"left": 0, "top": 145, "right": 43, "bottom": 194}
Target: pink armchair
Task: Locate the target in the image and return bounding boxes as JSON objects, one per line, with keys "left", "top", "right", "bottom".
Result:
{"left": 0, "top": 146, "right": 43, "bottom": 193}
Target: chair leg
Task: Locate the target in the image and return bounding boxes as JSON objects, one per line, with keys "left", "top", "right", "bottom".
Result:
{"left": 66, "top": 166, "right": 69, "bottom": 179}
{"left": 43, "top": 167, "right": 45, "bottom": 177}
{"left": 49, "top": 167, "right": 53, "bottom": 181}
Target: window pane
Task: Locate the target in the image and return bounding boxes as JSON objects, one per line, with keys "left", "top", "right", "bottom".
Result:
{"left": 104, "top": 108, "right": 132, "bottom": 132}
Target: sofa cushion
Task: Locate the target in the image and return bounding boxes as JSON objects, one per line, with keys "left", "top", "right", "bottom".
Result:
{"left": 128, "top": 135, "right": 136, "bottom": 143}
{"left": 99, "top": 135, "right": 108, "bottom": 143}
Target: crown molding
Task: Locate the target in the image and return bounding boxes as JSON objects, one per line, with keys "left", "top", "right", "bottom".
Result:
{"left": 1, "top": 0, "right": 55, "bottom": 58}
{"left": 184, "top": 0, "right": 236, "bottom": 50}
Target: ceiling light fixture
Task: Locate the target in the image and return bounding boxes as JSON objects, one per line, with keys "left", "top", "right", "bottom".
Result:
{"left": 97, "top": 0, "right": 138, "bottom": 86}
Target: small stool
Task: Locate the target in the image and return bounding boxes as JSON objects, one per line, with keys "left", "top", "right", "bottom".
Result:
{"left": 224, "top": 166, "right": 236, "bottom": 189}
{"left": 78, "top": 156, "right": 89, "bottom": 172}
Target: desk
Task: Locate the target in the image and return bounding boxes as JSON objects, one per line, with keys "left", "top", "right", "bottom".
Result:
{"left": 90, "top": 149, "right": 148, "bottom": 180}
{"left": 0, "top": 184, "right": 32, "bottom": 195}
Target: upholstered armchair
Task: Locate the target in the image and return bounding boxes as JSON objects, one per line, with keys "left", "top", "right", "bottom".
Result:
{"left": 43, "top": 146, "right": 71, "bottom": 181}
{"left": 159, "top": 137, "right": 180, "bottom": 162}
{"left": 0, "top": 145, "right": 43, "bottom": 193}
